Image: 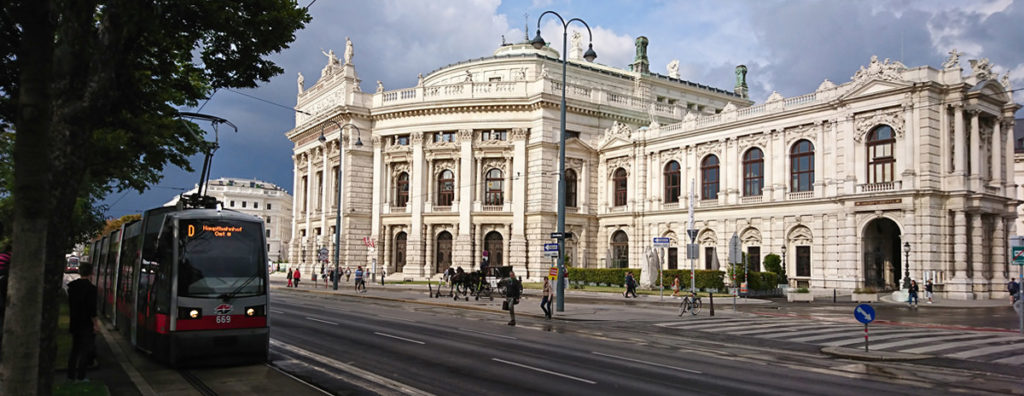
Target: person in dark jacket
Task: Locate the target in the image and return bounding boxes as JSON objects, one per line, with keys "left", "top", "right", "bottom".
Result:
{"left": 67, "top": 263, "right": 99, "bottom": 381}
{"left": 907, "top": 279, "right": 919, "bottom": 307}
{"left": 623, "top": 272, "right": 637, "bottom": 298}
{"left": 504, "top": 271, "right": 521, "bottom": 326}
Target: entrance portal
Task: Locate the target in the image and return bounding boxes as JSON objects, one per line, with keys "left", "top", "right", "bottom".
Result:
{"left": 862, "top": 218, "right": 902, "bottom": 290}
{"left": 436, "top": 231, "right": 452, "bottom": 274}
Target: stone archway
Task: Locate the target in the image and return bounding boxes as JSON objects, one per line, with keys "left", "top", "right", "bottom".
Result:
{"left": 484, "top": 231, "right": 503, "bottom": 267}
{"left": 435, "top": 231, "right": 452, "bottom": 274}
{"left": 862, "top": 217, "right": 902, "bottom": 290}
{"left": 394, "top": 232, "right": 407, "bottom": 273}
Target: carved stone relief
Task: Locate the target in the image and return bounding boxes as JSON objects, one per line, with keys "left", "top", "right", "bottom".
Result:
{"left": 787, "top": 225, "right": 813, "bottom": 244}
{"left": 433, "top": 159, "right": 455, "bottom": 176}
{"left": 510, "top": 128, "right": 529, "bottom": 141}
{"left": 739, "top": 133, "right": 769, "bottom": 153}
{"left": 784, "top": 124, "right": 817, "bottom": 147}
{"left": 606, "top": 156, "right": 631, "bottom": 177}
{"left": 695, "top": 141, "right": 721, "bottom": 159}
{"left": 853, "top": 108, "right": 905, "bottom": 142}
{"left": 740, "top": 227, "right": 762, "bottom": 245}
{"left": 850, "top": 55, "right": 906, "bottom": 85}
{"left": 456, "top": 129, "right": 473, "bottom": 144}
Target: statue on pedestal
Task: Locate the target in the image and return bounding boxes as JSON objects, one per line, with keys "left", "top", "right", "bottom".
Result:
{"left": 344, "top": 37, "right": 354, "bottom": 64}
{"left": 297, "top": 72, "right": 305, "bottom": 94}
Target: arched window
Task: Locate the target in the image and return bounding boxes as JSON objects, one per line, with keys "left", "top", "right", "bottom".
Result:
{"left": 566, "top": 169, "right": 578, "bottom": 207}
{"left": 485, "top": 169, "right": 503, "bottom": 205}
{"left": 611, "top": 230, "right": 629, "bottom": 268}
{"left": 437, "top": 170, "right": 454, "bottom": 206}
{"left": 701, "top": 155, "right": 719, "bottom": 200}
{"left": 395, "top": 172, "right": 409, "bottom": 207}
{"left": 664, "top": 161, "right": 681, "bottom": 203}
{"left": 790, "top": 140, "right": 814, "bottom": 192}
{"left": 867, "top": 125, "right": 895, "bottom": 184}
{"left": 613, "top": 168, "right": 628, "bottom": 206}
{"left": 743, "top": 148, "right": 764, "bottom": 196}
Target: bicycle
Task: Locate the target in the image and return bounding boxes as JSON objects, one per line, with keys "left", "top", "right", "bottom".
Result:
{"left": 678, "top": 292, "right": 702, "bottom": 316}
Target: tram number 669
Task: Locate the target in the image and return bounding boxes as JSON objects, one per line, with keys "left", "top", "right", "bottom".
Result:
{"left": 216, "top": 315, "right": 232, "bottom": 324}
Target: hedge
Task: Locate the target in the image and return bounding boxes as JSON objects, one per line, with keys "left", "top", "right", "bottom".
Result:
{"left": 728, "top": 269, "right": 778, "bottom": 291}
{"left": 566, "top": 267, "right": 725, "bottom": 290}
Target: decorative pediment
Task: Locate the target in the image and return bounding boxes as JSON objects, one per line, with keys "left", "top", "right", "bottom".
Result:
{"left": 784, "top": 124, "right": 817, "bottom": 147}
{"left": 739, "top": 133, "right": 769, "bottom": 153}
{"left": 600, "top": 121, "right": 633, "bottom": 148}
{"left": 766, "top": 91, "right": 784, "bottom": 103}
{"left": 695, "top": 141, "right": 721, "bottom": 159}
{"left": 853, "top": 108, "right": 904, "bottom": 142}
{"left": 391, "top": 162, "right": 410, "bottom": 177}
{"left": 432, "top": 159, "right": 455, "bottom": 176}
{"left": 787, "top": 225, "right": 813, "bottom": 244}
{"left": 850, "top": 55, "right": 906, "bottom": 86}
{"left": 606, "top": 156, "right": 631, "bottom": 177}
{"left": 740, "top": 227, "right": 762, "bottom": 245}
{"left": 841, "top": 79, "right": 909, "bottom": 101}
{"left": 698, "top": 229, "right": 717, "bottom": 246}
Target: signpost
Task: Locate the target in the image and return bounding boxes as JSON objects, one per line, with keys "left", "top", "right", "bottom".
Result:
{"left": 317, "top": 247, "right": 328, "bottom": 262}
{"left": 687, "top": 179, "right": 697, "bottom": 295}
{"left": 854, "top": 304, "right": 876, "bottom": 352}
{"left": 653, "top": 237, "right": 670, "bottom": 249}
{"left": 652, "top": 238, "right": 669, "bottom": 300}
{"left": 1011, "top": 237, "right": 1024, "bottom": 335}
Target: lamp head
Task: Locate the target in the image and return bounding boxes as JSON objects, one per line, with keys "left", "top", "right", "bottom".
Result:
{"left": 530, "top": 30, "right": 546, "bottom": 50}
{"left": 583, "top": 43, "right": 597, "bottom": 62}
{"left": 318, "top": 133, "right": 326, "bottom": 144}
{"left": 355, "top": 136, "right": 363, "bottom": 146}
{"left": 781, "top": 245, "right": 786, "bottom": 254}
{"left": 903, "top": 242, "right": 910, "bottom": 253}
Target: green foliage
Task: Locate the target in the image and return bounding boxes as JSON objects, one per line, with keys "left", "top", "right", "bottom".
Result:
{"left": 763, "top": 254, "right": 782, "bottom": 273}
{"left": 729, "top": 268, "right": 779, "bottom": 291}
{"left": 853, "top": 287, "right": 877, "bottom": 294}
{"left": 566, "top": 267, "right": 725, "bottom": 290}
{"left": 794, "top": 287, "right": 810, "bottom": 293}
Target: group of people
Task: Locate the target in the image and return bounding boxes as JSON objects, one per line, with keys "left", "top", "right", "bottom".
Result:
{"left": 904, "top": 279, "right": 934, "bottom": 307}
{"left": 285, "top": 266, "right": 365, "bottom": 289}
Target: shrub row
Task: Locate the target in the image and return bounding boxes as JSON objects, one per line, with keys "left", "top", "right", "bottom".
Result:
{"left": 565, "top": 268, "right": 725, "bottom": 290}
{"left": 727, "top": 270, "right": 779, "bottom": 291}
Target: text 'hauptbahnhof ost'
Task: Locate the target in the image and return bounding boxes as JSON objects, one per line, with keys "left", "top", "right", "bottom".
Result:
{"left": 286, "top": 35, "right": 1018, "bottom": 300}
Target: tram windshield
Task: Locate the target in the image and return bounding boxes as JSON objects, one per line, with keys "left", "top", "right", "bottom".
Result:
{"left": 178, "top": 219, "right": 266, "bottom": 298}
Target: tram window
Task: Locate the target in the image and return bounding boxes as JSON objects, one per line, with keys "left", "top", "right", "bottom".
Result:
{"left": 178, "top": 220, "right": 265, "bottom": 298}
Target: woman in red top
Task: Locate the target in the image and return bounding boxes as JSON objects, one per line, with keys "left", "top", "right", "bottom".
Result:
{"left": 293, "top": 268, "right": 301, "bottom": 288}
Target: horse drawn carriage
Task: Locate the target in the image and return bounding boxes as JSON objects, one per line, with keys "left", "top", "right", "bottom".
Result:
{"left": 444, "top": 265, "right": 513, "bottom": 301}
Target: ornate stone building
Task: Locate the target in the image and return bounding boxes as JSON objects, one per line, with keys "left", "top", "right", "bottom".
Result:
{"left": 287, "top": 38, "right": 1018, "bottom": 300}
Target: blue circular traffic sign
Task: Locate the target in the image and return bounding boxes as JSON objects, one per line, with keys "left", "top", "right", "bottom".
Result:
{"left": 854, "top": 303, "right": 876, "bottom": 324}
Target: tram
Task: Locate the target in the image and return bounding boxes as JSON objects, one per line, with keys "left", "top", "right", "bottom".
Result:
{"left": 89, "top": 202, "right": 270, "bottom": 366}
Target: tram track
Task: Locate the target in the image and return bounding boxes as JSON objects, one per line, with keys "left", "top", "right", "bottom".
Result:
{"left": 179, "top": 369, "right": 218, "bottom": 396}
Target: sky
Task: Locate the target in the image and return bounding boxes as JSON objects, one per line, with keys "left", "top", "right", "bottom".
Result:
{"left": 100, "top": 0, "right": 1024, "bottom": 219}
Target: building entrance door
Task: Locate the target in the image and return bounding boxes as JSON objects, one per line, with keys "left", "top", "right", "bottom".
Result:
{"left": 484, "top": 231, "right": 503, "bottom": 267}
{"left": 436, "top": 231, "right": 452, "bottom": 274}
{"left": 862, "top": 218, "right": 902, "bottom": 290}
{"left": 394, "top": 232, "right": 407, "bottom": 273}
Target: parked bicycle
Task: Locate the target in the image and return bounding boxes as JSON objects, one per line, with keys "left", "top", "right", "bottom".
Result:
{"left": 679, "top": 292, "right": 702, "bottom": 316}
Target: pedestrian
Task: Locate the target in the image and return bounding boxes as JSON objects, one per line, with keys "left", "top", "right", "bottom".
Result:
{"left": 67, "top": 262, "right": 99, "bottom": 382}
{"left": 381, "top": 267, "right": 387, "bottom": 286}
{"left": 293, "top": 267, "right": 301, "bottom": 288}
{"left": 286, "top": 267, "right": 293, "bottom": 287}
{"left": 324, "top": 269, "right": 330, "bottom": 288}
{"left": 1008, "top": 278, "right": 1020, "bottom": 304}
{"left": 540, "top": 277, "right": 553, "bottom": 319}
{"left": 504, "top": 270, "right": 521, "bottom": 326}
{"left": 623, "top": 271, "right": 637, "bottom": 298}
{"left": 907, "top": 279, "right": 919, "bottom": 307}
{"left": 345, "top": 267, "right": 352, "bottom": 282}
{"left": 355, "top": 266, "right": 365, "bottom": 292}
{"left": 671, "top": 274, "right": 681, "bottom": 298}
{"left": 312, "top": 270, "right": 318, "bottom": 288}
{"left": 925, "top": 279, "right": 934, "bottom": 304}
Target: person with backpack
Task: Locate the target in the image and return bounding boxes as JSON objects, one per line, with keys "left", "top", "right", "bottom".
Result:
{"left": 503, "top": 270, "right": 521, "bottom": 326}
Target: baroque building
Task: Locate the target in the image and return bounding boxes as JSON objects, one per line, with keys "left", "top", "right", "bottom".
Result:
{"left": 288, "top": 38, "right": 1018, "bottom": 300}
{"left": 169, "top": 177, "right": 293, "bottom": 262}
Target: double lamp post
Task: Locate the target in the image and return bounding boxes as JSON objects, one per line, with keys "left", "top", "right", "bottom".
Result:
{"left": 319, "top": 121, "right": 363, "bottom": 290}
{"left": 531, "top": 11, "right": 597, "bottom": 312}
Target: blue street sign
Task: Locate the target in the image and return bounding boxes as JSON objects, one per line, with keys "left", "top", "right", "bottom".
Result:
{"left": 854, "top": 304, "right": 876, "bottom": 324}
{"left": 543, "top": 243, "right": 559, "bottom": 259}
{"left": 653, "top": 237, "right": 670, "bottom": 248}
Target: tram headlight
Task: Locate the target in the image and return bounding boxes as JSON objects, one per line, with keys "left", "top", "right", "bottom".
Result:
{"left": 177, "top": 307, "right": 202, "bottom": 320}
{"left": 244, "top": 305, "right": 266, "bottom": 317}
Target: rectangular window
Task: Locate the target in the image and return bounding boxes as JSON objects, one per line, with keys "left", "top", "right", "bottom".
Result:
{"left": 230, "top": 200, "right": 235, "bottom": 207}
{"left": 488, "top": 76, "right": 501, "bottom": 82}
{"left": 433, "top": 131, "right": 455, "bottom": 143}
{"left": 266, "top": 229, "right": 271, "bottom": 238}
{"left": 396, "top": 135, "right": 409, "bottom": 145}
{"left": 704, "top": 247, "right": 715, "bottom": 270}
{"left": 566, "top": 130, "right": 581, "bottom": 139}
{"left": 242, "top": 201, "right": 247, "bottom": 208}
{"left": 481, "top": 129, "right": 507, "bottom": 141}
{"left": 265, "top": 216, "right": 271, "bottom": 224}
{"left": 254, "top": 202, "right": 259, "bottom": 209}
{"left": 267, "top": 203, "right": 272, "bottom": 210}
{"left": 747, "top": 246, "right": 761, "bottom": 272}
{"left": 797, "top": 246, "right": 811, "bottom": 277}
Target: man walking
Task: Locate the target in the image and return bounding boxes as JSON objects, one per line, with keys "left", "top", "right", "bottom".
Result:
{"left": 355, "top": 266, "right": 365, "bottom": 292}
{"left": 504, "top": 270, "right": 521, "bottom": 326}
{"left": 67, "top": 263, "right": 99, "bottom": 382}
{"left": 1009, "top": 278, "right": 1020, "bottom": 303}
{"left": 540, "top": 277, "right": 553, "bottom": 319}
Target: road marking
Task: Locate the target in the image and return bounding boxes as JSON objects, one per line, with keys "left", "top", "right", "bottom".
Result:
{"left": 305, "top": 317, "right": 338, "bottom": 325}
{"left": 993, "top": 353, "right": 1024, "bottom": 365}
{"left": 374, "top": 332, "right": 425, "bottom": 345}
{"left": 591, "top": 352, "right": 702, "bottom": 374}
{"left": 270, "top": 310, "right": 285, "bottom": 314}
{"left": 271, "top": 339, "right": 434, "bottom": 396}
{"left": 491, "top": 358, "right": 596, "bottom": 384}
{"left": 820, "top": 331, "right": 959, "bottom": 347}
{"left": 868, "top": 333, "right": 989, "bottom": 350}
{"left": 458, "top": 328, "right": 517, "bottom": 340}
{"left": 903, "top": 335, "right": 1024, "bottom": 354}
{"left": 377, "top": 314, "right": 417, "bottom": 323}
{"left": 945, "top": 340, "right": 1024, "bottom": 359}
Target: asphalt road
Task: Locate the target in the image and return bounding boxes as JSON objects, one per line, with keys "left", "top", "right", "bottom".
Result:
{"left": 266, "top": 291, "right": 1019, "bottom": 396}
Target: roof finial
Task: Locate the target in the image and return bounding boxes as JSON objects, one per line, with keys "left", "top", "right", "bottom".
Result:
{"left": 524, "top": 12, "right": 529, "bottom": 41}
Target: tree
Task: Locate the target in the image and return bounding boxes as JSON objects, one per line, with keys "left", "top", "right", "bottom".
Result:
{"left": 0, "top": 2, "right": 309, "bottom": 394}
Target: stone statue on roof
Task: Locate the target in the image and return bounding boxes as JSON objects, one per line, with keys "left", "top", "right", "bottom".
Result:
{"left": 667, "top": 60, "right": 680, "bottom": 79}
{"left": 344, "top": 37, "right": 354, "bottom": 64}
{"left": 969, "top": 58, "right": 993, "bottom": 80}
{"left": 376, "top": 80, "right": 384, "bottom": 93}
{"left": 570, "top": 30, "right": 583, "bottom": 60}
{"left": 322, "top": 49, "right": 339, "bottom": 66}
{"left": 297, "top": 72, "right": 305, "bottom": 94}
{"left": 942, "top": 48, "right": 961, "bottom": 70}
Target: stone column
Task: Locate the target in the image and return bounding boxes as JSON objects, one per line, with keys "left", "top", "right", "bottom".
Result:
{"left": 475, "top": 223, "right": 484, "bottom": 270}
{"left": 503, "top": 155, "right": 512, "bottom": 210}
{"left": 426, "top": 224, "right": 435, "bottom": 275}
{"left": 320, "top": 146, "right": 328, "bottom": 231}
{"left": 383, "top": 225, "right": 392, "bottom": 273}
{"left": 948, "top": 210, "right": 970, "bottom": 297}
{"left": 503, "top": 223, "right": 511, "bottom": 269}
{"left": 992, "top": 117, "right": 1003, "bottom": 189}
{"left": 291, "top": 154, "right": 301, "bottom": 264}
{"left": 371, "top": 137, "right": 383, "bottom": 252}
{"left": 952, "top": 104, "right": 965, "bottom": 180}
{"left": 456, "top": 129, "right": 474, "bottom": 267}
{"left": 719, "top": 138, "right": 729, "bottom": 205}
{"left": 383, "top": 162, "right": 391, "bottom": 207}
{"left": 407, "top": 132, "right": 425, "bottom": 276}
{"left": 453, "top": 158, "right": 461, "bottom": 208}
{"left": 476, "top": 155, "right": 484, "bottom": 206}
{"left": 581, "top": 159, "right": 590, "bottom": 214}
{"left": 970, "top": 213, "right": 985, "bottom": 295}
{"left": 842, "top": 115, "right": 856, "bottom": 194}
{"left": 969, "top": 110, "right": 981, "bottom": 190}
{"left": 1005, "top": 119, "right": 1016, "bottom": 193}
{"left": 992, "top": 217, "right": 1007, "bottom": 297}
{"left": 425, "top": 158, "right": 433, "bottom": 208}
{"left": 814, "top": 121, "right": 825, "bottom": 197}
{"left": 510, "top": 128, "right": 528, "bottom": 274}
{"left": 777, "top": 129, "right": 790, "bottom": 200}
{"left": 901, "top": 103, "right": 915, "bottom": 189}
{"left": 305, "top": 151, "right": 313, "bottom": 264}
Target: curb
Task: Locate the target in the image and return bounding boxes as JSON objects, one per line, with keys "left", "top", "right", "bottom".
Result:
{"left": 820, "top": 346, "right": 933, "bottom": 361}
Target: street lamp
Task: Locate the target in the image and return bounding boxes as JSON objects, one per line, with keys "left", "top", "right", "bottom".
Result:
{"left": 781, "top": 245, "right": 786, "bottom": 280}
{"left": 319, "top": 121, "right": 363, "bottom": 290}
{"left": 532, "top": 11, "right": 597, "bottom": 313}
{"left": 902, "top": 242, "right": 911, "bottom": 289}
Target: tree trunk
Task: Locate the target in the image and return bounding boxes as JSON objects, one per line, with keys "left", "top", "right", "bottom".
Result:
{"left": 2, "top": 2, "right": 55, "bottom": 394}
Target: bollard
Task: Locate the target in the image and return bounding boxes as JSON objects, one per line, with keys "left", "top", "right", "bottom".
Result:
{"left": 428, "top": 280, "right": 434, "bottom": 298}
{"left": 833, "top": 289, "right": 837, "bottom": 304}
{"left": 709, "top": 292, "right": 715, "bottom": 316}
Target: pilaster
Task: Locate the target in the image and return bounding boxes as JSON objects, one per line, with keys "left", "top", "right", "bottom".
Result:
{"left": 407, "top": 132, "right": 425, "bottom": 275}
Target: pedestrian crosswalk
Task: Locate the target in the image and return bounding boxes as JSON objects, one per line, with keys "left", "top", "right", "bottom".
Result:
{"left": 654, "top": 316, "right": 1024, "bottom": 366}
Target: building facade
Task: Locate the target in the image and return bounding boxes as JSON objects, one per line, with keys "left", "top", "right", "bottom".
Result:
{"left": 170, "top": 177, "right": 293, "bottom": 262}
{"left": 288, "top": 38, "right": 1018, "bottom": 299}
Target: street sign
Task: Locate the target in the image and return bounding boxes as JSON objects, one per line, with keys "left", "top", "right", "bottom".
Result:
{"left": 739, "top": 282, "right": 748, "bottom": 294}
{"left": 686, "top": 243, "right": 699, "bottom": 260}
{"left": 687, "top": 229, "right": 698, "bottom": 243}
{"left": 317, "top": 247, "right": 328, "bottom": 262}
{"left": 550, "top": 232, "right": 573, "bottom": 239}
{"left": 854, "top": 304, "right": 876, "bottom": 324}
{"left": 549, "top": 267, "right": 558, "bottom": 280}
{"left": 653, "top": 237, "right": 670, "bottom": 249}
{"left": 1013, "top": 246, "right": 1024, "bottom": 266}
{"left": 544, "top": 243, "right": 559, "bottom": 258}
{"left": 728, "top": 233, "right": 741, "bottom": 264}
